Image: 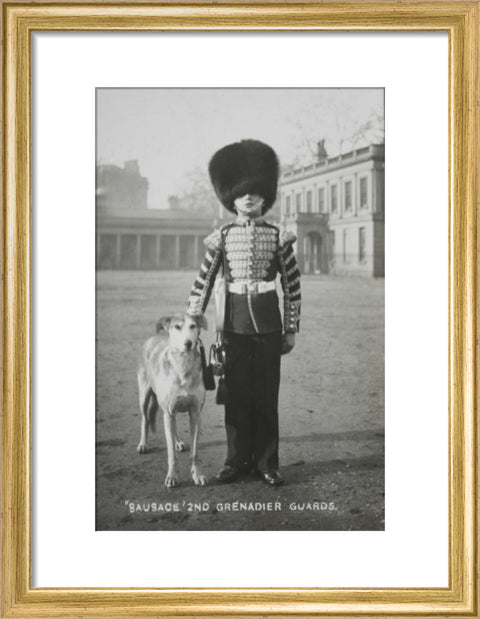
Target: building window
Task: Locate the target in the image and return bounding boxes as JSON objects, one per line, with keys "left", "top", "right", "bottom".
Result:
{"left": 318, "top": 187, "right": 325, "bottom": 213}
{"left": 295, "top": 193, "right": 302, "bottom": 213}
{"left": 359, "top": 227, "right": 366, "bottom": 263}
{"left": 285, "top": 195, "right": 291, "bottom": 217}
{"left": 343, "top": 229, "right": 348, "bottom": 264}
{"left": 306, "top": 190, "right": 312, "bottom": 213}
{"left": 331, "top": 185, "right": 338, "bottom": 213}
{"left": 344, "top": 181, "right": 352, "bottom": 212}
{"left": 360, "top": 177, "right": 368, "bottom": 208}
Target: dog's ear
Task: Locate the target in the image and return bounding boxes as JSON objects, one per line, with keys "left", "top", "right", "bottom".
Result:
{"left": 156, "top": 316, "right": 171, "bottom": 333}
{"left": 196, "top": 314, "right": 208, "bottom": 331}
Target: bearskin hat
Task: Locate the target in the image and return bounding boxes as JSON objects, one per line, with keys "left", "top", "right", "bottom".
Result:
{"left": 208, "top": 139, "right": 280, "bottom": 214}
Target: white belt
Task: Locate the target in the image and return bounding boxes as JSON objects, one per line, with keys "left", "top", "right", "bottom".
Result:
{"left": 227, "top": 281, "right": 276, "bottom": 295}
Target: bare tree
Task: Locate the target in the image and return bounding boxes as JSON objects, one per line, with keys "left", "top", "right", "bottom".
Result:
{"left": 176, "top": 166, "right": 218, "bottom": 217}
{"left": 284, "top": 91, "right": 384, "bottom": 168}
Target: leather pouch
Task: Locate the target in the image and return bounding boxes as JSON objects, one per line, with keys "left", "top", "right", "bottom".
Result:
{"left": 209, "top": 342, "right": 227, "bottom": 404}
{"left": 199, "top": 341, "right": 216, "bottom": 391}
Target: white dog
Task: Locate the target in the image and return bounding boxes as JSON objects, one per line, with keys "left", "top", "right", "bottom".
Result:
{"left": 137, "top": 313, "right": 208, "bottom": 487}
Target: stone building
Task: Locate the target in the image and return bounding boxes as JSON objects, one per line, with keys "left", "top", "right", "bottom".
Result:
{"left": 96, "top": 160, "right": 149, "bottom": 210}
{"left": 96, "top": 207, "right": 213, "bottom": 270}
{"left": 279, "top": 143, "right": 385, "bottom": 277}
{"left": 96, "top": 147, "right": 385, "bottom": 276}
{"left": 96, "top": 160, "right": 212, "bottom": 269}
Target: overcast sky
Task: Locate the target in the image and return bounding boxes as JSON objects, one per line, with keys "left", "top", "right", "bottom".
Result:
{"left": 96, "top": 88, "right": 383, "bottom": 209}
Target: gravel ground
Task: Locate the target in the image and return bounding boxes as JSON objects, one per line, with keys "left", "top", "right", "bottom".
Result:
{"left": 96, "top": 270, "right": 384, "bottom": 531}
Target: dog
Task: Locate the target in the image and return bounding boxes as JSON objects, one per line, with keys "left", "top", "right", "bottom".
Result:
{"left": 137, "top": 313, "right": 208, "bottom": 488}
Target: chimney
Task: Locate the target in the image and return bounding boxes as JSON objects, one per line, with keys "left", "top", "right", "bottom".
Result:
{"left": 317, "top": 139, "right": 328, "bottom": 162}
{"left": 168, "top": 195, "right": 181, "bottom": 210}
{"left": 124, "top": 160, "right": 140, "bottom": 175}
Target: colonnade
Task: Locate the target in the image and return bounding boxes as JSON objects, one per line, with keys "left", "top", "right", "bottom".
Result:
{"left": 96, "top": 233, "right": 206, "bottom": 270}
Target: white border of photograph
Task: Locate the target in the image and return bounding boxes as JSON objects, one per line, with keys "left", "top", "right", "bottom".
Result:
{"left": 32, "top": 31, "right": 448, "bottom": 588}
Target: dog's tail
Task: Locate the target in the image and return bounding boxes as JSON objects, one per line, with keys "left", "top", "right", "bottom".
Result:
{"left": 146, "top": 389, "right": 158, "bottom": 433}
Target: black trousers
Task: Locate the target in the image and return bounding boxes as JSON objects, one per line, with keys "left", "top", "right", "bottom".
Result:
{"left": 223, "top": 331, "right": 282, "bottom": 473}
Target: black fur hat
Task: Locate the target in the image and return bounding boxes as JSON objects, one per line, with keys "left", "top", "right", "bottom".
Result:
{"left": 208, "top": 139, "right": 280, "bottom": 214}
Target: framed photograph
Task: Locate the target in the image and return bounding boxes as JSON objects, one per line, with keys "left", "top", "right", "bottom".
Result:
{"left": 2, "top": 1, "right": 477, "bottom": 616}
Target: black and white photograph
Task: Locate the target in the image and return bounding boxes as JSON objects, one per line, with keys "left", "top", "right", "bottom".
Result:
{"left": 95, "top": 87, "right": 385, "bottom": 531}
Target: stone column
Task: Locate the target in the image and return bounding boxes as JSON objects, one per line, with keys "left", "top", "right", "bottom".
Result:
{"left": 175, "top": 235, "right": 180, "bottom": 269}
{"left": 156, "top": 235, "right": 161, "bottom": 268}
{"left": 136, "top": 235, "right": 142, "bottom": 269}
{"left": 116, "top": 234, "right": 121, "bottom": 269}
{"left": 303, "top": 236, "right": 309, "bottom": 274}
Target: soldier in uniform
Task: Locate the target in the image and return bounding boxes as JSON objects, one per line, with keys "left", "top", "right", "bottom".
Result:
{"left": 187, "top": 139, "right": 301, "bottom": 487}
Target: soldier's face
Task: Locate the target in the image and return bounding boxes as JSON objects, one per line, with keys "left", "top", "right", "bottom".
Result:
{"left": 234, "top": 194, "right": 264, "bottom": 218}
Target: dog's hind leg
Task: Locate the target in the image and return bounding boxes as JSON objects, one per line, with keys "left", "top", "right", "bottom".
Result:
{"left": 163, "top": 411, "right": 179, "bottom": 488}
{"left": 147, "top": 392, "right": 158, "bottom": 434}
{"left": 189, "top": 408, "right": 208, "bottom": 486}
{"left": 137, "top": 372, "right": 153, "bottom": 453}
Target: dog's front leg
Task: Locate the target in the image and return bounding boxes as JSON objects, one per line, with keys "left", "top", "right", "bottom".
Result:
{"left": 189, "top": 410, "right": 208, "bottom": 486}
{"left": 163, "top": 412, "right": 179, "bottom": 488}
{"left": 137, "top": 382, "right": 152, "bottom": 454}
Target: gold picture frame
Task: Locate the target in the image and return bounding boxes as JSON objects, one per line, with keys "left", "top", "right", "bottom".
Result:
{"left": 2, "top": 1, "right": 478, "bottom": 616}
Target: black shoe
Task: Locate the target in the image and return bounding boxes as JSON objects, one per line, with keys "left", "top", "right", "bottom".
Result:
{"left": 216, "top": 465, "right": 245, "bottom": 484}
{"left": 259, "top": 471, "right": 284, "bottom": 487}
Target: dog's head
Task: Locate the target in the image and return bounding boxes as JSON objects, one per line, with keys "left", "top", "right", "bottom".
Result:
{"left": 156, "top": 313, "right": 208, "bottom": 352}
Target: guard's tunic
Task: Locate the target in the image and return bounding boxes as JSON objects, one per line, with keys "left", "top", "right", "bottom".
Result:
{"left": 187, "top": 216, "right": 301, "bottom": 472}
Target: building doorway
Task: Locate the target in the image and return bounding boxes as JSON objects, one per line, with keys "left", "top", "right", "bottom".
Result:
{"left": 304, "top": 231, "right": 326, "bottom": 274}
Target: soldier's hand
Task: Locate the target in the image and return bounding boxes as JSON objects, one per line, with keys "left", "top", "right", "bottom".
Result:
{"left": 282, "top": 332, "right": 296, "bottom": 355}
